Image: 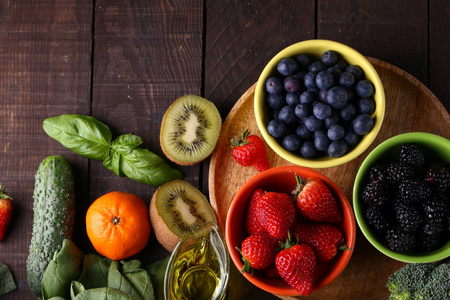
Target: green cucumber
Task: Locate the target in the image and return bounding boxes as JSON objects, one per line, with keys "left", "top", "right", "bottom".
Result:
{"left": 26, "top": 155, "right": 76, "bottom": 297}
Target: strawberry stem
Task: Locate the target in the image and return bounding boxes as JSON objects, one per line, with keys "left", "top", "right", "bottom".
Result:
{"left": 230, "top": 128, "right": 251, "bottom": 148}
{"left": 278, "top": 231, "right": 299, "bottom": 250}
{"left": 236, "top": 246, "right": 254, "bottom": 277}
{"left": 0, "top": 185, "right": 12, "bottom": 200}
{"left": 291, "top": 174, "right": 305, "bottom": 202}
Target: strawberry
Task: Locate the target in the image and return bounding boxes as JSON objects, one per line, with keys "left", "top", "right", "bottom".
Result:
{"left": 245, "top": 188, "right": 266, "bottom": 235}
{"left": 256, "top": 191, "right": 296, "bottom": 239}
{"left": 0, "top": 185, "right": 13, "bottom": 242}
{"left": 275, "top": 243, "right": 316, "bottom": 295}
{"left": 264, "top": 264, "right": 281, "bottom": 278}
{"left": 231, "top": 129, "right": 269, "bottom": 172}
{"left": 293, "top": 223, "right": 348, "bottom": 262}
{"left": 238, "top": 232, "right": 278, "bottom": 275}
{"left": 293, "top": 175, "right": 343, "bottom": 223}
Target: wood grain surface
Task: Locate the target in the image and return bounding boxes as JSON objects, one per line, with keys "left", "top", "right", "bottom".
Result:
{"left": 209, "top": 58, "right": 450, "bottom": 299}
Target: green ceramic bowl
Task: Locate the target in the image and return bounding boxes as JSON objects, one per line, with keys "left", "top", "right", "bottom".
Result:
{"left": 353, "top": 132, "right": 450, "bottom": 263}
{"left": 254, "top": 39, "right": 385, "bottom": 168}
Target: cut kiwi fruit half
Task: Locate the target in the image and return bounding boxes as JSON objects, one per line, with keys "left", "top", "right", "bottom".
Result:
{"left": 160, "top": 94, "right": 222, "bottom": 165}
{"left": 149, "top": 179, "right": 217, "bottom": 251}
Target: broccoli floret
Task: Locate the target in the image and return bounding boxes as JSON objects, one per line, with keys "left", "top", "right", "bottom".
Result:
{"left": 414, "top": 262, "right": 450, "bottom": 300}
{"left": 387, "top": 261, "right": 450, "bottom": 300}
{"left": 387, "top": 263, "right": 435, "bottom": 300}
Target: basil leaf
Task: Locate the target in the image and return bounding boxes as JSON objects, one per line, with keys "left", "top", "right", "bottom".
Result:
{"left": 43, "top": 114, "right": 112, "bottom": 160}
{"left": 120, "top": 147, "right": 183, "bottom": 186}
{"left": 103, "top": 151, "right": 123, "bottom": 177}
{"left": 78, "top": 254, "right": 112, "bottom": 290}
{"left": 72, "top": 287, "right": 136, "bottom": 300}
{"left": 0, "top": 261, "right": 17, "bottom": 296}
{"left": 112, "top": 134, "right": 143, "bottom": 154}
{"left": 146, "top": 256, "right": 169, "bottom": 300}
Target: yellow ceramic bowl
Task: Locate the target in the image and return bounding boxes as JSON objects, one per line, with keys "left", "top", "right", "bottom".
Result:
{"left": 254, "top": 39, "right": 385, "bottom": 168}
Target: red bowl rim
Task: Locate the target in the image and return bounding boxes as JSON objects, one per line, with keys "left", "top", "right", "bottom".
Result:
{"left": 225, "top": 165, "right": 356, "bottom": 296}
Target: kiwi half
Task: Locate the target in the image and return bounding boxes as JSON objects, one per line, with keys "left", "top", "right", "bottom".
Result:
{"left": 149, "top": 179, "right": 217, "bottom": 251}
{"left": 160, "top": 95, "right": 222, "bottom": 165}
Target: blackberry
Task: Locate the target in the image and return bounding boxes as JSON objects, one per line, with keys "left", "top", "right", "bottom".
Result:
{"left": 361, "top": 179, "right": 391, "bottom": 206}
{"left": 364, "top": 205, "right": 393, "bottom": 232}
{"left": 424, "top": 163, "right": 450, "bottom": 192}
{"left": 422, "top": 197, "right": 447, "bottom": 234}
{"left": 368, "top": 163, "right": 386, "bottom": 182}
{"left": 394, "top": 200, "right": 423, "bottom": 232}
{"left": 399, "top": 143, "right": 425, "bottom": 169}
{"left": 386, "top": 162, "right": 415, "bottom": 184}
{"left": 385, "top": 227, "right": 416, "bottom": 253}
{"left": 417, "top": 231, "right": 445, "bottom": 252}
{"left": 398, "top": 179, "right": 431, "bottom": 204}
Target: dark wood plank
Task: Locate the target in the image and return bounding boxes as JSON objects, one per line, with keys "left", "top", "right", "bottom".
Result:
{"left": 318, "top": 0, "right": 428, "bottom": 85}
{"left": 91, "top": 0, "right": 205, "bottom": 264}
{"left": 0, "top": 1, "right": 93, "bottom": 299}
{"left": 429, "top": 0, "right": 450, "bottom": 112}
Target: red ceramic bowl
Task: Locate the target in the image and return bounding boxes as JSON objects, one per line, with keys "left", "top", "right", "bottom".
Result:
{"left": 225, "top": 166, "right": 356, "bottom": 296}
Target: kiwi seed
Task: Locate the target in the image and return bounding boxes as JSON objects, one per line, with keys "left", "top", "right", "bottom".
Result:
{"left": 160, "top": 95, "right": 222, "bottom": 165}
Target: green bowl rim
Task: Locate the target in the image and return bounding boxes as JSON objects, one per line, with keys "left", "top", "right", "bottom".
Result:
{"left": 353, "top": 132, "right": 450, "bottom": 263}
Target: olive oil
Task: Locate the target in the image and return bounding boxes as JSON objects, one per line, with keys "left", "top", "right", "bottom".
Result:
{"left": 165, "top": 223, "right": 229, "bottom": 300}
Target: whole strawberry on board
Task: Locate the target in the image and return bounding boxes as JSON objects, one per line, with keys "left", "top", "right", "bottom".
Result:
{"left": 0, "top": 185, "right": 13, "bottom": 242}
{"left": 238, "top": 232, "right": 278, "bottom": 276}
{"left": 231, "top": 129, "right": 269, "bottom": 172}
{"left": 293, "top": 223, "right": 349, "bottom": 262}
{"left": 256, "top": 191, "right": 296, "bottom": 239}
{"left": 276, "top": 243, "right": 316, "bottom": 295}
{"left": 293, "top": 175, "right": 343, "bottom": 223}
{"left": 245, "top": 188, "right": 266, "bottom": 235}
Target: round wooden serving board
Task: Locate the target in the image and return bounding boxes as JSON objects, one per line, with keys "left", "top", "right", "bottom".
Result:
{"left": 209, "top": 57, "right": 450, "bottom": 300}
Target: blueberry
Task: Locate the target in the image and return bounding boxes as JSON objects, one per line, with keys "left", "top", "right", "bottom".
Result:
{"left": 269, "top": 109, "right": 280, "bottom": 120}
{"left": 300, "top": 90, "right": 317, "bottom": 104}
{"left": 301, "top": 140, "right": 317, "bottom": 158}
{"left": 266, "top": 93, "right": 286, "bottom": 110}
{"left": 267, "top": 119, "right": 286, "bottom": 138}
{"left": 266, "top": 77, "right": 283, "bottom": 95}
{"left": 292, "top": 70, "right": 307, "bottom": 82}
{"left": 344, "top": 130, "right": 360, "bottom": 148}
{"left": 282, "top": 134, "right": 302, "bottom": 152}
{"left": 357, "top": 98, "right": 375, "bottom": 114}
{"left": 303, "top": 72, "right": 317, "bottom": 89}
{"left": 339, "top": 71, "right": 355, "bottom": 87}
{"left": 278, "top": 105, "right": 297, "bottom": 124}
{"left": 319, "top": 89, "right": 328, "bottom": 102}
{"left": 327, "top": 66, "right": 342, "bottom": 79}
{"left": 328, "top": 140, "right": 348, "bottom": 158}
{"left": 327, "top": 86, "right": 348, "bottom": 109}
{"left": 346, "top": 65, "right": 364, "bottom": 81}
{"left": 295, "top": 103, "right": 312, "bottom": 118}
{"left": 327, "top": 124, "right": 345, "bottom": 141}
{"left": 313, "top": 102, "right": 332, "bottom": 120}
{"left": 296, "top": 124, "right": 312, "bottom": 140}
{"left": 321, "top": 50, "right": 339, "bottom": 66}
{"left": 295, "top": 54, "right": 312, "bottom": 70}
{"left": 307, "top": 86, "right": 320, "bottom": 95}
{"left": 346, "top": 87, "right": 356, "bottom": 101}
{"left": 324, "top": 111, "right": 340, "bottom": 129}
{"left": 314, "top": 131, "right": 330, "bottom": 151}
{"left": 308, "top": 61, "right": 327, "bottom": 73}
{"left": 333, "top": 58, "right": 349, "bottom": 71}
{"left": 352, "top": 114, "right": 374, "bottom": 135}
{"left": 339, "top": 103, "right": 357, "bottom": 121}
{"left": 277, "top": 58, "right": 299, "bottom": 76}
{"left": 315, "top": 71, "right": 335, "bottom": 90}
{"left": 285, "top": 92, "right": 300, "bottom": 106}
{"left": 284, "top": 76, "right": 301, "bottom": 93}
{"left": 304, "top": 115, "right": 324, "bottom": 132}
{"left": 355, "top": 80, "right": 375, "bottom": 98}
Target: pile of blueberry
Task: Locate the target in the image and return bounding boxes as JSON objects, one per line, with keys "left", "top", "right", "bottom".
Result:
{"left": 264, "top": 50, "right": 377, "bottom": 159}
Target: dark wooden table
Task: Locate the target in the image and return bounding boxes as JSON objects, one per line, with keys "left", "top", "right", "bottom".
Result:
{"left": 0, "top": 1, "right": 448, "bottom": 299}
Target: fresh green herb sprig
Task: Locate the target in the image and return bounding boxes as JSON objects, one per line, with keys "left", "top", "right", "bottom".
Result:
{"left": 43, "top": 114, "right": 182, "bottom": 187}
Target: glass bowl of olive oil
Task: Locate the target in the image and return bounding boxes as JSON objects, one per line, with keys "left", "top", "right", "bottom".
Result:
{"left": 164, "top": 222, "right": 230, "bottom": 300}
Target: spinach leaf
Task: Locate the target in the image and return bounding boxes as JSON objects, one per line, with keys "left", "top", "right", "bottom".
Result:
{"left": 0, "top": 261, "right": 17, "bottom": 296}
{"left": 41, "top": 239, "right": 85, "bottom": 300}
{"left": 108, "top": 260, "right": 155, "bottom": 300}
{"left": 117, "top": 147, "right": 183, "bottom": 187}
{"left": 77, "top": 254, "right": 111, "bottom": 290}
{"left": 72, "top": 287, "right": 137, "bottom": 300}
{"left": 146, "top": 256, "right": 169, "bottom": 300}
